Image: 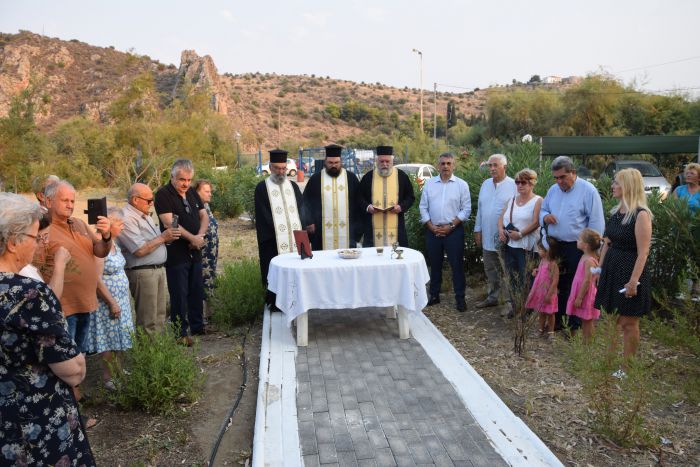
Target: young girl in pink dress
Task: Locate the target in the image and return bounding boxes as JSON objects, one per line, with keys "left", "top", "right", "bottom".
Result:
{"left": 566, "top": 228, "right": 602, "bottom": 342}
{"left": 525, "top": 236, "right": 561, "bottom": 337}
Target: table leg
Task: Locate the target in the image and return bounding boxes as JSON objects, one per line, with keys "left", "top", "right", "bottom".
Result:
{"left": 386, "top": 305, "right": 397, "bottom": 319}
{"left": 397, "top": 306, "right": 410, "bottom": 339}
{"left": 296, "top": 312, "right": 308, "bottom": 347}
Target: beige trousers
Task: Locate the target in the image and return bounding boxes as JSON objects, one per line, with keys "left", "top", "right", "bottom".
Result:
{"left": 126, "top": 267, "right": 168, "bottom": 335}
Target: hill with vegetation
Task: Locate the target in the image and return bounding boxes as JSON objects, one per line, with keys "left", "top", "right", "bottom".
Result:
{"left": 1, "top": 30, "right": 699, "bottom": 192}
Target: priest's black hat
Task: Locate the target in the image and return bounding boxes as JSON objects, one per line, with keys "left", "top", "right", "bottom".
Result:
{"left": 324, "top": 144, "right": 343, "bottom": 158}
{"left": 269, "top": 149, "right": 288, "bottom": 163}
{"left": 376, "top": 145, "right": 393, "bottom": 156}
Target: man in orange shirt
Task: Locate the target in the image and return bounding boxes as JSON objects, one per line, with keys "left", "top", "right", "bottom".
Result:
{"left": 43, "top": 181, "right": 112, "bottom": 353}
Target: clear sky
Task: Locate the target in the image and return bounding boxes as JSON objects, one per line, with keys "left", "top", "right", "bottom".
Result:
{"left": 2, "top": 0, "right": 699, "bottom": 97}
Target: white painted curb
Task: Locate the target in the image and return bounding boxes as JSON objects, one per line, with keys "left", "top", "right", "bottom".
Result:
{"left": 252, "top": 307, "right": 303, "bottom": 467}
{"left": 409, "top": 311, "right": 564, "bottom": 467}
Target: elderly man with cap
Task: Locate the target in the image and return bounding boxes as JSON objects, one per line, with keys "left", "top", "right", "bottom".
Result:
{"left": 540, "top": 155, "right": 604, "bottom": 331}
{"left": 474, "top": 153, "right": 516, "bottom": 309}
{"left": 359, "top": 145, "right": 415, "bottom": 247}
{"left": 302, "top": 144, "right": 363, "bottom": 250}
{"left": 154, "top": 159, "right": 209, "bottom": 346}
{"left": 255, "top": 149, "right": 305, "bottom": 310}
{"left": 118, "top": 182, "right": 181, "bottom": 335}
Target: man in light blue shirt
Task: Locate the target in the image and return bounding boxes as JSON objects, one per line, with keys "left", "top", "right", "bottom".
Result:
{"left": 474, "top": 154, "right": 516, "bottom": 307}
{"left": 540, "top": 155, "right": 604, "bottom": 331}
{"left": 420, "top": 153, "right": 471, "bottom": 312}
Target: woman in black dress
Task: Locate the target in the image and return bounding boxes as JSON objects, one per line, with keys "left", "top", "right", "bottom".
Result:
{"left": 0, "top": 193, "right": 95, "bottom": 466}
{"left": 594, "top": 168, "right": 653, "bottom": 360}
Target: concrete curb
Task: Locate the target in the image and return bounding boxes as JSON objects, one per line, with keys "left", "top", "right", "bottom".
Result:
{"left": 409, "top": 311, "right": 564, "bottom": 467}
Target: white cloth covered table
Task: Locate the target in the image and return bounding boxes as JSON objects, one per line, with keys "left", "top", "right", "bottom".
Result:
{"left": 267, "top": 247, "right": 430, "bottom": 345}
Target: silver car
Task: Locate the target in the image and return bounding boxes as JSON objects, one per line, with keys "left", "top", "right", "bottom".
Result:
{"left": 603, "top": 160, "right": 672, "bottom": 199}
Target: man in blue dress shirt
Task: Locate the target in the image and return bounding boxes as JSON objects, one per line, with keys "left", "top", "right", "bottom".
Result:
{"left": 474, "top": 154, "right": 516, "bottom": 308}
{"left": 540, "top": 156, "right": 605, "bottom": 331}
{"left": 420, "top": 153, "right": 471, "bottom": 312}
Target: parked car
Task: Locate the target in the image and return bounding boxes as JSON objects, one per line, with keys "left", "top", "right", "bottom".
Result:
{"left": 260, "top": 159, "right": 298, "bottom": 177}
{"left": 395, "top": 164, "right": 437, "bottom": 188}
{"left": 602, "top": 160, "right": 672, "bottom": 198}
{"left": 576, "top": 165, "right": 595, "bottom": 182}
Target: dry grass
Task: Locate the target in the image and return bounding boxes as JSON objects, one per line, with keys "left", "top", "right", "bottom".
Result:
{"left": 423, "top": 300, "right": 700, "bottom": 466}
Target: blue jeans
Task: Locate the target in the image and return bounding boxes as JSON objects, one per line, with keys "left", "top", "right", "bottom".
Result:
{"left": 166, "top": 260, "right": 205, "bottom": 337}
{"left": 66, "top": 313, "right": 91, "bottom": 353}
{"left": 504, "top": 245, "right": 536, "bottom": 301}
{"left": 425, "top": 224, "right": 465, "bottom": 302}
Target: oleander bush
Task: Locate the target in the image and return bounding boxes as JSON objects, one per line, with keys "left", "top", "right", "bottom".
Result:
{"left": 211, "top": 259, "right": 264, "bottom": 328}
{"left": 199, "top": 166, "right": 258, "bottom": 221}
{"left": 109, "top": 325, "right": 204, "bottom": 415}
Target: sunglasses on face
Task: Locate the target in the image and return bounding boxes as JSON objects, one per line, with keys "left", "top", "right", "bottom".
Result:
{"left": 136, "top": 196, "right": 154, "bottom": 205}
{"left": 514, "top": 180, "right": 530, "bottom": 185}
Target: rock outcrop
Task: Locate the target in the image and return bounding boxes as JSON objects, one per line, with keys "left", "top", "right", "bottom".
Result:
{"left": 173, "top": 50, "right": 228, "bottom": 115}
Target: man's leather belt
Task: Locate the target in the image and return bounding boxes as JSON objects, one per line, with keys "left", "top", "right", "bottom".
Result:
{"left": 127, "top": 263, "right": 165, "bottom": 271}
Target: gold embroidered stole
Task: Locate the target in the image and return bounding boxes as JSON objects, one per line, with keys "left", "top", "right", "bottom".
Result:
{"left": 371, "top": 169, "right": 399, "bottom": 246}
{"left": 321, "top": 169, "right": 350, "bottom": 249}
{"left": 265, "top": 178, "right": 301, "bottom": 253}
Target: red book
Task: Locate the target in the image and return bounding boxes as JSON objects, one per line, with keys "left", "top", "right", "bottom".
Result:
{"left": 293, "top": 230, "right": 313, "bottom": 259}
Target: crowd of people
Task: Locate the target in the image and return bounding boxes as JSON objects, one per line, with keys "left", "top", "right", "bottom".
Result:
{"left": 258, "top": 147, "right": 659, "bottom": 374}
{"left": 0, "top": 159, "right": 219, "bottom": 464}
{"left": 3, "top": 145, "right": 694, "bottom": 463}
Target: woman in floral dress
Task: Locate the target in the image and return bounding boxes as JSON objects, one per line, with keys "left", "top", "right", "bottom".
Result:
{"left": 85, "top": 207, "right": 134, "bottom": 390}
{"left": 0, "top": 193, "right": 95, "bottom": 466}
{"left": 195, "top": 180, "right": 219, "bottom": 318}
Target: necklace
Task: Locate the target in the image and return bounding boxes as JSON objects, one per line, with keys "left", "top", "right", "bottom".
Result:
{"left": 516, "top": 194, "right": 534, "bottom": 206}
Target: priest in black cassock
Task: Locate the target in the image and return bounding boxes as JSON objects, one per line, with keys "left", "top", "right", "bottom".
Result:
{"left": 254, "top": 149, "right": 304, "bottom": 309}
{"left": 302, "top": 144, "right": 363, "bottom": 250}
{"left": 359, "top": 145, "right": 415, "bottom": 247}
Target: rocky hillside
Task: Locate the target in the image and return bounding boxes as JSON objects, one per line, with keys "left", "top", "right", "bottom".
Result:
{"left": 0, "top": 30, "right": 489, "bottom": 149}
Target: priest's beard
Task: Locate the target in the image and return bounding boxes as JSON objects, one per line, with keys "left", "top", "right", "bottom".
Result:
{"left": 326, "top": 167, "right": 341, "bottom": 177}
{"left": 378, "top": 167, "right": 392, "bottom": 177}
{"left": 270, "top": 173, "right": 286, "bottom": 184}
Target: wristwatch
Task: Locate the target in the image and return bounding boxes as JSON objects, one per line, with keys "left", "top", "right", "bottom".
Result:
{"left": 449, "top": 223, "right": 455, "bottom": 230}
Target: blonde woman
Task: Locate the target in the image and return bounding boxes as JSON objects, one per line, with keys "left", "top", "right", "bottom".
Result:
{"left": 594, "top": 168, "right": 652, "bottom": 362}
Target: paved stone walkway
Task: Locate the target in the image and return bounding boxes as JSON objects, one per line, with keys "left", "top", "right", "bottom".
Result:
{"left": 295, "top": 308, "right": 508, "bottom": 467}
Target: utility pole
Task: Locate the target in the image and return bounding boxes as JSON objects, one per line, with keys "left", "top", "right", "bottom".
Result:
{"left": 433, "top": 83, "right": 437, "bottom": 143}
{"left": 412, "top": 48, "right": 423, "bottom": 133}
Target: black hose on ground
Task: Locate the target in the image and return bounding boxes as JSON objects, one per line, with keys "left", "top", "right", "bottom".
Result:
{"left": 207, "top": 319, "right": 254, "bottom": 466}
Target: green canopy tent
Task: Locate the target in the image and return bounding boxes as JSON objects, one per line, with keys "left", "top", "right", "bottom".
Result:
{"left": 540, "top": 135, "right": 700, "bottom": 159}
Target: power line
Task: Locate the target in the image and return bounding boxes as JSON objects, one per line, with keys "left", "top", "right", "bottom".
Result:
{"left": 614, "top": 55, "right": 700, "bottom": 73}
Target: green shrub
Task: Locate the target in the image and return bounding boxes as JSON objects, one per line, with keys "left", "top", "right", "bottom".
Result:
{"left": 109, "top": 325, "right": 204, "bottom": 414}
{"left": 563, "top": 314, "right": 656, "bottom": 447}
{"left": 211, "top": 259, "right": 264, "bottom": 329}
{"left": 646, "top": 195, "right": 700, "bottom": 301}
{"left": 405, "top": 176, "right": 425, "bottom": 256}
{"left": 197, "top": 166, "right": 258, "bottom": 221}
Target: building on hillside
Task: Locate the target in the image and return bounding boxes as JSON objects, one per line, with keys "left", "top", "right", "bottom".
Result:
{"left": 543, "top": 75, "right": 562, "bottom": 84}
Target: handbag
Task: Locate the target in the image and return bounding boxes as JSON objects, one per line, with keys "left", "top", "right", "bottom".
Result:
{"left": 503, "top": 197, "right": 519, "bottom": 244}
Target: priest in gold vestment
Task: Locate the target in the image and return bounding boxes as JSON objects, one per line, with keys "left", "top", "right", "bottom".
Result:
{"left": 358, "top": 145, "right": 415, "bottom": 247}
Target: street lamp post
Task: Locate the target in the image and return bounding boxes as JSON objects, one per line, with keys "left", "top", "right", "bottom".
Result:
{"left": 412, "top": 48, "right": 423, "bottom": 133}
{"left": 433, "top": 82, "right": 437, "bottom": 143}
